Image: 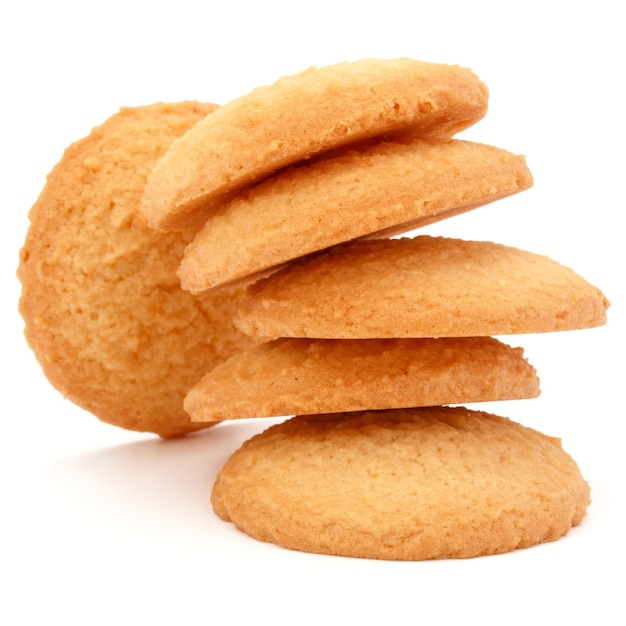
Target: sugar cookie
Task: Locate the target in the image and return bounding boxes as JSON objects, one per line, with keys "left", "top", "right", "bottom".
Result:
{"left": 179, "top": 138, "right": 532, "bottom": 293}
{"left": 141, "top": 58, "right": 489, "bottom": 231}
{"left": 185, "top": 337, "right": 540, "bottom": 422}
{"left": 235, "top": 236, "right": 609, "bottom": 338}
{"left": 18, "top": 103, "right": 260, "bottom": 437}
{"left": 212, "top": 407, "right": 590, "bottom": 560}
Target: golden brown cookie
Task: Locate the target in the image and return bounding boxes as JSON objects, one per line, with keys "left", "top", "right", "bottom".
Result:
{"left": 18, "top": 103, "right": 260, "bottom": 438}
{"left": 141, "top": 58, "right": 489, "bottom": 231}
{"left": 236, "top": 236, "right": 609, "bottom": 339}
{"left": 212, "top": 407, "right": 590, "bottom": 560}
{"left": 179, "top": 137, "right": 532, "bottom": 293}
{"left": 185, "top": 337, "right": 540, "bottom": 422}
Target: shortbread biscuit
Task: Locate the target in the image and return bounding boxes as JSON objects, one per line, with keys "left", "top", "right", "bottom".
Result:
{"left": 179, "top": 138, "right": 532, "bottom": 293}
{"left": 185, "top": 337, "right": 540, "bottom": 422}
{"left": 18, "top": 103, "right": 260, "bottom": 437}
{"left": 236, "top": 236, "right": 609, "bottom": 338}
{"left": 141, "top": 58, "right": 489, "bottom": 231}
{"left": 212, "top": 407, "right": 590, "bottom": 560}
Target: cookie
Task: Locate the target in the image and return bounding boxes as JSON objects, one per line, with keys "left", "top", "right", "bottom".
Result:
{"left": 212, "top": 407, "right": 590, "bottom": 560}
{"left": 141, "top": 58, "right": 489, "bottom": 231}
{"left": 18, "top": 103, "right": 260, "bottom": 438}
{"left": 179, "top": 137, "right": 532, "bottom": 293}
{"left": 185, "top": 337, "right": 540, "bottom": 422}
{"left": 235, "top": 236, "right": 610, "bottom": 339}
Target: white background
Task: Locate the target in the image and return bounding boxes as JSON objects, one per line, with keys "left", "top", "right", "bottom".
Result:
{"left": 2, "top": 2, "right": 624, "bottom": 624}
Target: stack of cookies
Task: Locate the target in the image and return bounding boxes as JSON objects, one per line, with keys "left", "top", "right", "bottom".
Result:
{"left": 143, "top": 59, "right": 608, "bottom": 559}
{"left": 18, "top": 58, "right": 609, "bottom": 560}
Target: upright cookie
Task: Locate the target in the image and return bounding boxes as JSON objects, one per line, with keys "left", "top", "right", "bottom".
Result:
{"left": 185, "top": 337, "right": 540, "bottom": 422}
{"left": 179, "top": 137, "right": 532, "bottom": 293}
{"left": 212, "top": 407, "right": 590, "bottom": 560}
{"left": 141, "top": 58, "right": 489, "bottom": 230}
{"left": 236, "top": 236, "right": 609, "bottom": 339}
{"left": 18, "top": 103, "right": 260, "bottom": 438}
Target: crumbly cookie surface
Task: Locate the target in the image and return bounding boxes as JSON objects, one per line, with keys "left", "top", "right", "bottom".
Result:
{"left": 179, "top": 138, "right": 532, "bottom": 293}
{"left": 18, "top": 103, "right": 260, "bottom": 437}
{"left": 141, "top": 58, "right": 489, "bottom": 231}
{"left": 212, "top": 407, "right": 590, "bottom": 560}
{"left": 185, "top": 337, "right": 540, "bottom": 422}
{"left": 236, "top": 236, "right": 609, "bottom": 338}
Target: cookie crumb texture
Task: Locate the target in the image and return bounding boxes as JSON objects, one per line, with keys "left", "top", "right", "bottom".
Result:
{"left": 179, "top": 137, "right": 532, "bottom": 293}
{"left": 141, "top": 58, "right": 489, "bottom": 231}
{"left": 18, "top": 103, "right": 259, "bottom": 437}
{"left": 236, "top": 236, "right": 610, "bottom": 338}
{"left": 185, "top": 337, "right": 540, "bottom": 422}
{"left": 212, "top": 407, "right": 590, "bottom": 560}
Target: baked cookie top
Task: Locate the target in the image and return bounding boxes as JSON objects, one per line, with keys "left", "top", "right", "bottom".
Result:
{"left": 179, "top": 137, "right": 532, "bottom": 293}
{"left": 18, "top": 103, "right": 260, "bottom": 438}
{"left": 141, "top": 58, "right": 489, "bottom": 231}
{"left": 212, "top": 407, "right": 590, "bottom": 560}
{"left": 185, "top": 337, "right": 540, "bottom": 422}
{"left": 235, "top": 236, "right": 609, "bottom": 338}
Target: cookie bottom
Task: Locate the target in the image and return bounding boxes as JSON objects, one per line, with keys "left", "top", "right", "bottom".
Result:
{"left": 212, "top": 407, "right": 589, "bottom": 560}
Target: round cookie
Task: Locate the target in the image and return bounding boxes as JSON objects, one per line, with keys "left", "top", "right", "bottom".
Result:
{"left": 18, "top": 103, "right": 261, "bottom": 438}
{"left": 212, "top": 407, "right": 590, "bottom": 560}
{"left": 179, "top": 138, "right": 532, "bottom": 293}
{"left": 235, "top": 236, "right": 610, "bottom": 339}
{"left": 141, "top": 58, "right": 489, "bottom": 231}
{"left": 185, "top": 337, "right": 540, "bottom": 422}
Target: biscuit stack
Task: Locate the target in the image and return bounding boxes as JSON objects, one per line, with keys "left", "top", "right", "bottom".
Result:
{"left": 141, "top": 59, "right": 608, "bottom": 559}
{"left": 19, "top": 59, "right": 610, "bottom": 560}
